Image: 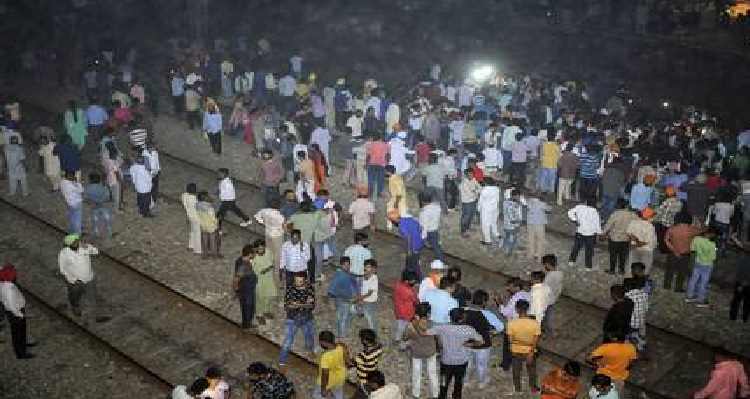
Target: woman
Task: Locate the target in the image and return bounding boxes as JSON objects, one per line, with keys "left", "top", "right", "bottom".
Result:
{"left": 102, "top": 142, "right": 124, "bottom": 212}
{"left": 63, "top": 100, "right": 87, "bottom": 150}
{"left": 182, "top": 183, "right": 201, "bottom": 254}
{"left": 196, "top": 191, "right": 221, "bottom": 258}
{"left": 309, "top": 143, "right": 327, "bottom": 193}
{"left": 251, "top": 239, "right": 277, "bottom": 325}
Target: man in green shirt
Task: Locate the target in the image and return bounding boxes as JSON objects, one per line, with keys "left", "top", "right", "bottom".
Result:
{"left": 686, "top": 228, "right": 717, "bottom": 307}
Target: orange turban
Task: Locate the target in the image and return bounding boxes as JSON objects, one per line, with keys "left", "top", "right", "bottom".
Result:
{"left": 665, "top": 186, "right": 676, "bottom": 197}
{"left": 643, "top": 174, "right": 657, "bottom": 185}
{"left": 641, "top": 208, "right": 655, "bottom": 219}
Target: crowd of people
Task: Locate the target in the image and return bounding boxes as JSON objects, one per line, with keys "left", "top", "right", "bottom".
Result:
{"left": 1, "top": 37, "right": 750, "bottom": 399}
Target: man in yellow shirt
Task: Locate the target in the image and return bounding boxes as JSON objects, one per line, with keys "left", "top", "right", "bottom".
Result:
{"left": 507, "top": 299, "right": 542, "bottom": 394}
{"left": 385, "top": 165, "right": 407, "bottom": 230}
{"left": 587, "top": 332, "right": 637, "bottom": 397}
{"left": 539, "top": 132, "right": 561, "bottom": 195}
{"left": 315, "top": 330, "right": 348, "bottom": 399}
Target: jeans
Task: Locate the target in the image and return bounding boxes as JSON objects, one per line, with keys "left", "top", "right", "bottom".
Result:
{"left": 412, "top": 355, "right": 439, "bottom": 398}
{"left": 313, "top": 237, "right": 336, "bottom": 280}
{"left": 445, "top": 178, "right": 459, "bottom": 210}
{"left": 366, "top": 164, "right": 385, "bottom": 198}
{"left": 392, "top": 319, "right": 410, "bottom": 344}
{"left": 66, "top": 280, "right": 103, "bottom": 316}
{"left": 426, "top": 186, "right": 448, "bottom": 214}
{"left": 68, "top": 204, "right": 83, "bottom": 234}
{"left": 6, "top": 311, "right": 28, "bottom": 358}
{"left": 687, "top": 263, "right": 713, "bottom": 303}
{"left": 439, "top": 362, "right": 468, "bottom": 399}
{"left": 608, "top": 240, "right": 630, "bottom": 273}
{"left": 172, "top": 94, "right": 184, "bottom": 115}
{"left": 362, "top": 301, "right": 379, "bottom": 332}
{"left": 334, "top": 297, "right": 352, "bottom": 338}
{"left": 90, "top": 207, "right": 113, "bottom": 239}
{"left": 579, "top": 177, "right": 599, "bottom": 201}
{"left": 601, "top": 194, "right": 617, "bottom": 222}
{"left": 460, "top": 201, "right": 478, "bottom": 234}
{"left": 136, "top": 192, "right": 151, "bottom": 216}
{"left": 502, "top": 228, "right": 520, "bottom": 254}
{"left": 713, "top": 221, "right": 730, "bottom": 254}
{"left": 217, "top": 200, "right": 250, "bottom": 229}
{"left": 208, "top": 132, "right": 222, "bottom": 154}
{"left": 511, "top": 353, "right": 538, "bottom": 392}
{"left": 262, "top": 185, "right": 280, "bottom": 207}
{"left": 405, "top": 250, "right": 422, "bottom": 279}
{"left": 425, "top": 231, "right": 446, "bottom": 262}
{"left": 279, "top": 318, "right": 315, "bottom": 365}
{"left": 730, "top": 283, "right": 750, "bottom": 321}
{"left": 538, "top": 168, "right": 557, "bottom": 193}
{"left": 313, "top": 384, "right": 344, "bottom": 399}
{"left": 569, "top": 233, "right": 596, "bottom": 269}
{"left": 465, "top": 347, "right": 491, "bottom": 386}
{"left": 510, "top": 162, "right": 527, "bottom": 188}
{"left": 238, "top": 278, "right": 256, "bottom": 328}
{"left": 664, "top": 253, "right": 691, "bottom": 291}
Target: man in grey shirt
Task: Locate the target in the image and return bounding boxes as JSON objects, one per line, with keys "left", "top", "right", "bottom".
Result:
{"left": 5, "top": 136, "right": 27, "bottom": 196}
{"left": 422, "top": 152, "right": 449, "bottom": 214}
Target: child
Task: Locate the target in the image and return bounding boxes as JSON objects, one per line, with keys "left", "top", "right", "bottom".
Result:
{"left": 202, "top": 367, "right": 230, "bottom": 399}
{"left": 352, "top": 328, "right": 384, "bottom": 398}
{"left": 402, "top": 302, "right": 439, "bottom": 399}
{"left": 686, "top": 228, "right": 718, "bottom": 307}
{"left": 196, "top": 191, "right": 221, "bottom": 259}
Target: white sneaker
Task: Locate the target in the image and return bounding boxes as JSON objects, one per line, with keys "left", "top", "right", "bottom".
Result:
{"left": 239, "top": 221, "right": 251, "bottom": 227}
{"left": 567, "top": 261, "right": 576, "bottom": 268}
{"left": 685, "top": 297, "right": 697, "bottom": 303}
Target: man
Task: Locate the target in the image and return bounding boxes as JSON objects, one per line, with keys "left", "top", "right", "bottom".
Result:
{"left": 347, "top": 109, "right": 364, "bottom": 138}
{"left": 567, "top": 197, "right": 602, "bottom": 271}
{"left": 254, "top": 198, "right": 286, "bottom": 279}
{"left": 392, "top": 270, "right": 419, "bottom": 346}
{"left": 142, "top": 141, "right": 161, "bottom": 204}
{"left": 259, "top": 149, "right": 284, "bottom": 207}
{"left": 626, "top": 208, "right": 657, "bottom": 273}
{"left": 693, "top": 347, "right": 749, "bottom": 399}
{"left": 185, "top": 85, "right": 202, "bottom": 130}
{"left": 538, "top": 131, "right": 560, "bottom": 195}
{"left": 366, "top": 133, "right": 390, "bottom": 199}
{"left": 465, "top": 290, "right": 504, "bottom": 389}
{"left": 424, "top": 308, "right": 484, "bottom": 399}
{"left": 394, "top": 214, "right": 423, "bottom": 277}
{"left": 366, "top": 370, "right": 403, "bottom": 399}
{"left": 418, "top": 259, "right": 446, "bottom": 301}
{"left": 247, "top": 362, "right": 296, "bottom": 399}
{"left": 216, "top": 168, "right": 252, "bottom": 230}
{"left": 600, "top": 159, "right": 626, "bottom": 221}
{"left": 385, "top": 165, "right": 407, "bottom": 230}
{"left": 578, "top": 145, "right": 601, "bottom": 201}
{"left": 170, "top": 72, "right": 185, "bottom": 116}
{"left": 478, "top": 177, "right": 501, "bottom": 245}
{"left": 233, "top": 244, "right": 258, "bottom": 330}
{"left": 328, "top": 256, "right": 356, "bottom": 338}
{"left": 58, "top": 234, "right": 109, "bottom": 322}
{"left": 60, "top": 171, "right": 84, "bottom": 233}
{"left": 654, "top": 186, "right": 682, "bottom": 253}
{"left": 624, "top": 272, "right": 649, "bottom": 355}
{"left": 664, "top": 211, "right": 703, "bottom": 292}
{"left": 587, "top": 331, "right": 637, "bottom": 396}
{"left": 129, "top": 156, "right": 154, "bottom": 217}
{"left": 542, "top": 255, "right": 563, "bottom": 336}
{"left": 602, "top": 200, "right": 639, "bottom": 275}
{"left": 171, "top": 378, "right": 210, "bottom": 399}
{"left": 422, "top": 153, "right": 449, "bottom": 214}
{"left": 419, "top": 191, "right": 446, "bottom": 262}
{"left": 556, "top": 145, "right": 579, "bottom": 205}
{"left": 502, "top": 188, "right": 524, "bottom": 255}
{"left": 314, "top": 330, "right": 348, "bottom": 399}
{"left": 602, "top": 285, "right": 634, "bottom": 339}
{"left": 295, "top": 150, "right": 316, "bottom": 201}
{"left": 279, "top": 272, "right": 316, "bottom": 372}
{"left": 588, "top": 374, "right": 619, "bottom": 399}
{"left": 529, "top": 271, "right": 551, "bottom": 327}
{"left": 53, "top": 135, "right": 81, "bottom": 180}
{"left": 541, "top": 361, "right": 582, "bottom": 399}
{"left": 509, "top": 133, "right": 530, "bottom": 188}
{"left": 5, "top": 136, "right": 27, "bottom": 196}
{"left": 421, "top": 276, "right": 459, "bottom": 324}
{"left": 84, "top": 99, "right": 108, "bottom": 142}
{"left": 0, "top": 264, "right": 35, "bottom": 359}
{"left": 526, "top": 194, "right": 550, "bottom": 261}
{"left": 311, "top": 123, "right": 332, "bottom": 167}
{"left": 83, "top": 173, "right": 113, "bottom": 240}
{"left": 279, "top": 230, "right": 311, "bottom": 287}
{"left": 459, "top": 169, "right": 482, "bottom": 236}
{"left": 507, "top": 299, "right": 542, "bottom": 394}
{"left": 349, "top": 189, "right": 376, "bottom": 234}
{"left": 344, "top": 232, "right": 372, "bottom": 300}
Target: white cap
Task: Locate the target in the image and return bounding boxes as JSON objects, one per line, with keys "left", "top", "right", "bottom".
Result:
{"left": 323, "top": 200, "right": 336, "bottom": 210}
{"left": 430, "top": 259, "right": 446, "bottom": 270}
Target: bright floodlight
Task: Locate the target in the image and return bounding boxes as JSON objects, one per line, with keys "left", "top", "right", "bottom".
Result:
{"left": 662, "top": 101, "right": 670, "bottom": 108}
{"left": 471, "top": 65, "right": 495, "bottom": 83}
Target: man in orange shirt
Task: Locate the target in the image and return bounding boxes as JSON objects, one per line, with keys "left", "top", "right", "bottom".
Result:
{"left": 507, "top": 299, "right": 542, "bottom": 394}
{"left": 541, "top": 361, "right": 582, "bottom": 399}
{"left": 587, "top": 331, "right": 637, "bottom": 396}
{"left": 664, "top": 211, "right": 703, "bottom": 292}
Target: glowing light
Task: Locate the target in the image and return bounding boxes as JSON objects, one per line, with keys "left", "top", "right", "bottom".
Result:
{"left": 662, "top": 101, "right": 670, "bottom": 108}
{"left": 471, "top": 65, "right": 495, "bottom": 83}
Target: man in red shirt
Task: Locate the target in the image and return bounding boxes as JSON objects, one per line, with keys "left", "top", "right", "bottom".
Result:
{"left": 664, "top": 211, "right": 704, "bottom": 292}
{"left": 365, "top": 134, "right": 391, "bottom": 199}
{"left": 391, "top": 270, "right": 419, "bottom": 346}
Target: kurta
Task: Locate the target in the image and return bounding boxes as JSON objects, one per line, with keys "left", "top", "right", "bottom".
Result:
{"left": 64, "top": 109, "right": 88, "bottom": 149}
{"left": 252, "top": 251, "right": 277, "bottom": 312}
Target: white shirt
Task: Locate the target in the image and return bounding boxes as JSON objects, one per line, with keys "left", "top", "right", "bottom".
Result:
{"left": 361, "top": 275, "right": 379, "bottom": 302}
{"left": 202, "top": 380, "right": 230, "bottom": 399}
{"left": 567, "top": 204, "right": 602, "bottom": 236}
{"left": 254, "top": 208, "right": 285, "bottom": 237}
{"left": 478, "top": 186, "right": 500, "bottom": 212}
{"left": 142, "top": 149, "right": 161, "bottom": 175}
{"left": 417, "top": 277, "right": 438, "bottom": 301}
{"left": 369, "top": 383, "right": 403, "bottom": 399}
{"left": 129, "top": 164, "right": 153, "bottom": 194}
{"left": 388, "top": 139, "right": 413, "bottom": 174}
{"left": 59, "top": 245, "right": 99, "bottom": 284}
{"left": 218, "top": 177, "right": 236, "bottom": 201}
{"left": 0, "top": 282, "right": 25, "bottom": 318}
{"left": 346, "top": 115, "right": 363, "bottom": 137}
{"left": 182, "top": 193, "right": 198, "bottom": 220}
{"left": 278, "top": 75, "right": 296, "bottom": 96}
{"left": 457, "top": 84, "right": 474, "bottom": 107}
{"left": 544, "top": 270, "right": 563, "bottom": 305}
{"left": 529, "top": 282, "right": 551, "bottom": 323}
{"left": 60, "top": 179, "right": 84, "bottom": 207}
{"left": 289, "top": 55, "right": 303, "bottom": 73}
{"left": 419, "top": 203, "right": 442, "bottom": 236}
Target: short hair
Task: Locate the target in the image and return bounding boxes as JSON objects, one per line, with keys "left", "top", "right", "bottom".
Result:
{"left": 610, "top": 284, "right": 626, "bottom": 299}
{"left": 415, "top": 302, "right": 431, "bottom": 317}
{"left": 218, "top": 167, "right": 229, "bottom": 175}
{"left": 252, "top": 239, "right": 266, "bottom": 248}
{"left": 339, "top": 256, "right": 351, "bottom": 265}
{"left": 630, "top": 262, "right": 646, "bottom": 274}
{"left": 585, "top": 196, "right": 597, "bottom": 207}
{"left": 241, "top": 244, "right": 254, "bottom": 257}
{"left": 507, "top": 277, "right": 524, "bottom": 289}
{"left": 366, "top": 370, "right": 386, "bottom": 387}
{"left": 531, "top": 271, "right": 545, "bottom": 282}
{"left": 385, "top": 165, "right": 396, "bottom": 174}
{"left": 449, "top": 307, "right": 465, "bottom": 323}
{"left": 541, "top": 254, "right": 557, "bottom": 267}
{"left": 189, "top": 378, "right": 210, "bottom": 395}
{"left": 186, "top": 183, "right": 197, "bottom": 194}
{"left": 205, "top": 366, "right": 221, "bottom": 378}
{"left": 359, "top": 328, "right": 378, "bottom": 344}
{"left": 419, "top": 191, "right": 434, "bottom": 203}
{"left": 247, "top": 362, "right": 269, "bottom": 375}
{"left": 355, "top": 232, "right": 369, "bottom": 243}
{"left": 439, "top": 276, "right": 457, "bottom": 290}
{"left": 88, "top": 173, "right": 101, "bottom": 183}
{"left": 563, "top": 361, "right": 582, "bottom": 377}
{"left": 401, "top": 270, "right": 418, "bottom": 282}
{"left": 616, "top": 198, "right": 629, "bottom": 210}
{"left": 447, "top": 267, "right": 462, "bottom": 281}
{"left": 268, "top": 198, "right": 281, "bottom": 209}
{"left": 674, "top": 211, "right": 692, "bottom": 225}
{"left": 515, "top": 299, "right": 530, "bottom": 313}
{"left": 471, "top": 289, "right": 489, "bottom": 306}
{"left": 290, "top": 229, "right": 302, "bottom": 237}
{"left": 319, "top": 330, "right": 335, "bottom": 344}
{"left": 364, "top": 259, "right": 378, "bottom": 268}
{"left": 591, "top": 374, "right": 612, "bottom": 387}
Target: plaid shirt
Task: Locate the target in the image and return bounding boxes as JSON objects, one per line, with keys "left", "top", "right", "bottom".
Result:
{"left": 503, "top": 199, "right": 524, "bottom": 230}
{"left": 655, "top": 197, "right": 683, "bottom": 227}
{"left": 625, "top": 289, "right": 649, "bottom": 329}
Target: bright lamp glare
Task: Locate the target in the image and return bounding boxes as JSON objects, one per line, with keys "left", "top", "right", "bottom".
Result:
{"left": 662, "top": 101, "right": 670, "bottom": 108}
{"left": 471, "top": 65, "right": 495, "bottom": 82}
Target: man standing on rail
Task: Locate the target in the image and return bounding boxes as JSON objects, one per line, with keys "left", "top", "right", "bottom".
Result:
{"left": 58, "top": 234, "right": 110, "bottom": 323}
{"left": 233, "top": 244, "right": 258, "bottom": 330}
{"left": 0, "top": 263, "right": 35, "bottom": 359}
{"left": 216, "top": 167, "right": 253, "bottom": 232}
{"left": 129, "top": 156, "right": 154, "bottom": 218}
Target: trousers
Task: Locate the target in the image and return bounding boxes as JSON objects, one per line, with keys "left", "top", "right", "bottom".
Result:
{"left": 217, "top": 200, "right": 250, "bottom": 229}
{"left": 569, "top": 233, "right": 597, "bottom": 269}
{"left": 439, "top": 362, "right": 468, "bottom": 399}
{"left": 557, "top": 177, "right": 574, "bottom": 205}
{"left": 526, "top": 225, "right": 546, "bottom": 259}
{"left": 511, "top": 353, "right": 538, "bottom": 392}
{"left": 187, "top": 217, "right": 202, "bottom": 253}
{"left": 608, "top": 240, "right": 630, "bottom": 273}
{"left": 480, "top": 210, "right": 499, "bottom": 243}
{"left": 664, "top": 253, "right": 691, "bottom": 291}
{"left": 412, "top": 355, "right": 440, "bottom": 398}
{"left": 6, "top": 310, "right": 28, "bottom": 358}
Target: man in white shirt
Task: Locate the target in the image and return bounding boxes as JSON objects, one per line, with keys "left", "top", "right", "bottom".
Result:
{"left": 254, "top": 199, "right": 286, "bottom": 274}
{"left": 541, "top": 254, "right": 563, "bottom": 336}
{"left": 627, "top": 208, "right": 657, "bottom": 273}
{"left": 567, "top": 197, "right": 602, "bottom": 271}
{"left": 142, "top": 141, "right": 161, "bottom": 205}
{"left": 0, "top": 264, "right": 34, "bottom": 359}
{"left": 419, "top": 191, "right": 446, "bottom": 262}
{"left": 216, "top": 168, "right": 252, "bottom": 231}
{"left": 172, "top": 378, "right": 210, "bottom": 399}
{"left": 346, "top": 109, "right": 364, "bottom": 138}
{"left": 529, "top": 271, "right": 551, "bottom": 326}
{"left": 279, "top": 229, "right": 311, "bottom": 286}
{"left": 477, "top": 177, "right": 501, "bottom": 245}
{"left": 60, "top": 171, "right": 84, "bottom": 233}
{"left": 58, "top": 234, "right": 109, "bottom": 322}
{"left": 129, "top": 156, "right": 154, "bottom": 217}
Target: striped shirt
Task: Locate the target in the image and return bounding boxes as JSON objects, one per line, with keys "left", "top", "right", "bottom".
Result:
{"left": 354, "top": 344, "right": 384, "bottom": 383}
{"left": 279, "top": 241, "right": 311, "bottom": 273}
{"left": 129, "top": 128, "right": 148, "bottom": 149}
{"left": 625, "top": 289, "right": 648, "bottom": 330}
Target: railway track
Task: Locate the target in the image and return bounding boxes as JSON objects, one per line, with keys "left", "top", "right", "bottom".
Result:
{"left": 0, "top": 198, "right": 341, "bottom": 397}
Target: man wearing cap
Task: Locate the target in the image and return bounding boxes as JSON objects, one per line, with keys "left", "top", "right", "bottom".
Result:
{"left": 626, "top": 209, "right": 658, "bottom": 273}
{"left": 0, "top": 264, "right": 35, "bottom": 359}
{"left": 418, "top": 259, "right": 446, "bottom": 301}
{"left": 58, "top": 234, "right": 108, "bottom": 321}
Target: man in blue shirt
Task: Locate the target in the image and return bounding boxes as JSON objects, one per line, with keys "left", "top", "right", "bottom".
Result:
{"left": 578, "top": 144, "right": 602, "bottom": 201}
{"left": 393, "top": 214, "right": 423, "bottom": 278}
{"left": 327, "top": 256, "right": 355, "bottom": 338}
{"left": 629, "top": 181, "right": 653, "bottom": 211}
{"left": 84, "top": 100, "right": 108, "bottom": 142}
{"left": 421, "top": 276, "right": 458, "bottom": 324}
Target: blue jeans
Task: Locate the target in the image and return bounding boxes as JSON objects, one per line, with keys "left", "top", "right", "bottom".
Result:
{"left": 68, "top": 204, "right": 83, "bottom": 234}
{"left": 538, "top": 168, "right": 557, "bottom": 193}
{"left": 465, "top": 347, "right": 492, "bottom": 386}
{"left": 334, "top": 297, "right": 352, "bottom": 338}
{"left": 90, "top": 207, "right": 113, "bottom": 239}
{"left": 460, "top": 201, "right": 478, "bottom": 234}
{"left": 313, "top": 237, "right": 336, "bottom": 280}
{"left": 392, "top": 319, "right": 410, "bottom": 344}
{"left": 601, "top": 195, "right": 617, "bottom": 222}
{"left": 362, "top": 301, "right": 379, "bottom": 333}
{"left": 687, "top": 263, "right": 713, "bottom": 303}
{"left": 425, "top": 231, "right": 446, "bottom": 262}
{"left": 367, "top": 164, "right": 385, "bottom": 198}
{"left": 712, "top": 222, "right": 730, "bottom": 254}
{"left": 502, "top": 228, "right": 520, "bottom": 254}
{"left": 279, "top": 318, "right": 315, "bottom": 365}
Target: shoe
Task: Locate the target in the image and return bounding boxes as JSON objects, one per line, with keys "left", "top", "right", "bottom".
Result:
{"left": 567, "top": 261, "right": 576, "bottom": 267}
{"left": 696, "top": 302, "right": 709, "bottom": 308}
{"left": 685, "top": 297, "right": 697, "bottom": 303}
{"left": 239, "top": 220, "right": 251, "bottom": 227}
{"left": 18, "top": 353, "right": 36, "bottom": 360}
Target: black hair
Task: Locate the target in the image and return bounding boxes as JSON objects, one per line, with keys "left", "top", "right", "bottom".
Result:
{"left": 402, "top": 270, "right": 418, "bottom": 282}
{"left": 355, "top": 232, "right": 368, "bottom": 243}
{"left": 319, "top": 330, "right": 335, "bottom": 344}
{"left": 610, "top": 284, "right": 626, "bottom": 299}
{"left": 563, "top": 361, "right": 582, "bottom": 377}
{"left": 591, "top": 374, "right": 612, "bottom": 387}
{"left": 541, "top": 254, "right": 557, "bottom": 267}
{"left": 415, "top": 302, "right": 431, "bottom": 318}
{"left": 471, "top": 289, "right": 489, "bottom": 307}
{"left": 359, "top": 328, "right": 378, "bottom": 345}
{"left": 242, "top": 244, "right": 254, "bottom": 257}
{"left": 447, "top": 267, "right": 462, "bottom": 281}
{"left": 252, "top": 239, "right": 266, "bottom": 248}
{"left": 189, "top": 378, "right": 210, "bottom": 395}
{"left": 531, "top": 271, "right": 546, "bottom": 282}
{"left": 439, "top": 276, "right": 457, "bottom": 290}
{"left": 385, "top": 165, "right": 396, "bottom": 174}
{"left": 449, "top": 307, "right": 465, "bottom": 323}
{"left": 186, "top": 183, "right": 197, "bottom": 194}
{"left": 364, "top": 259, "right": 378, "bottom": 269}
{"left": 515, "top": 299, "right": 530, "bottom": 313}
{"left": 290, "top": 229, "right": 302, "bottom": 237}
{"left": 366, "top": 370, "right": 386, "bottom": 387}
{"left": 88, "top": 173, "right": 101, "bottom": 184}
{"left": 205, "top": 367, "right": 221, "bottom": 378}
{"left": 268, "top": 197, "right": 281, "bottom": 209}
{"left": 247, "top": 362, "right": 268, "bottom": 375}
